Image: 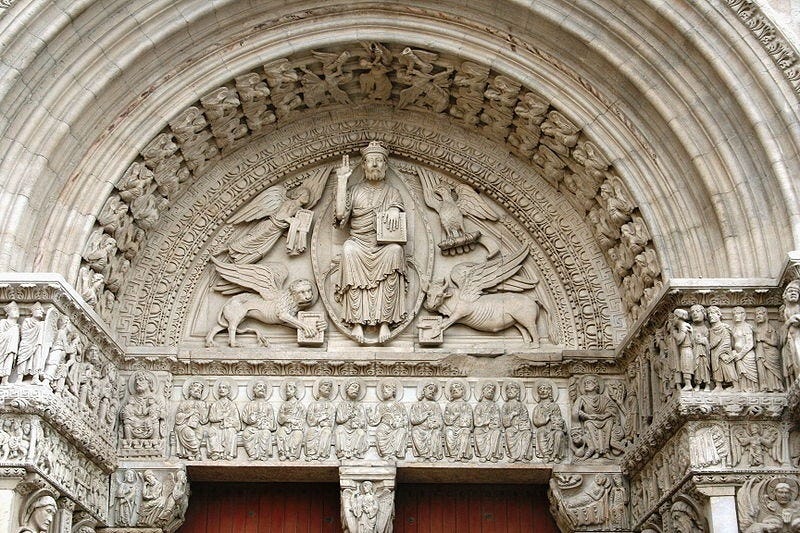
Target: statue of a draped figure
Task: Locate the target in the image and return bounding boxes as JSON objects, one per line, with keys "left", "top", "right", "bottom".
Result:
{"left": 334, "top": 141, "right": 408, "bottom": 344}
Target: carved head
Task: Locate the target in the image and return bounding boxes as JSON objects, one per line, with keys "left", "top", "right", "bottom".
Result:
{"left": 423, "top": 277, "right": 452, "bottom": 311}
{"left": 24, "top": 495, "right": 57, "bottom": 532}
{"left": 361, "top": 481, "right": 374, "bottom": 494}
{"left": 31, "top": 302, "right": 45, "bottom": 319}
{"left": 775, "top": 482, "right": 793, "bottom": 505}
{"left": 380, "top": 381, "right": 396, "bottom": 400}
{"left": 318, "top": 379, "right": 333, "bottom": 399}
{"left": 537, "top": 383, "right": 553, "bottom": 400}
{"left": 707, "top": 306, "right": 722, "bottom": 323}
{"left": 132, "top": 371, "right": 155, "bottom": 395}
{"left": 505, "top": 382, "right": 520, "bottom": 399}
{"left": 449, "top": 381, "right": 464, "bottom": 400}
{"left": 188, "top": 380, "right": 204, "bottom": 400}
{"left": 755, "top": 306, "right": 768, "bottom": 323}
{"left": 288, "top": 186, "right": 311, "bottom": 205}
{"left": 689, "top": 304, "right": 706, "bottom": 323}
{"left": 289, "top": 279, "right": 315, "bottom": 307}
{"left": 360, "top": 141, "right": 390, "bottom": 182}
{"left": 123, "top": 469, "right": 137, "bottom": 483}
{"left": 481, "top": 382, "right": 496, "bottom": 400}
{"left": 422, "top": 381, "right": 439, "bottom": 400}
{"left": 784, "top": 281, "right": 800, "bottom": 303}
{"left": 732, "top": 306, "right": 746, "bottom": 323}
{"left": 3, "top": 301, "right": 19, "bottom": 319}
{"left": 345, "top": 380, "right": 362, "bottom": 400}
{"left": 252, "top": 381, "right": 268, "bottom": 399}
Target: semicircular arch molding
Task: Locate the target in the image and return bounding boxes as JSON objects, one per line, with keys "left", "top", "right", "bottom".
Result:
{"left": 114, "top": 107, "right": 627, "bottom": 350}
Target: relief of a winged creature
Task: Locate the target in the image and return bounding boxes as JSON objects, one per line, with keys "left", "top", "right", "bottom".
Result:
{"left": 205, "top": 258, "right": 325, "bottom": 347}
{"left": 224, "top": 166, "right": 330, "bottom": 264}
{"left": 423, "top": 247, "right": 553, "bottom": 347}
{"left": 417, "top": 167, "right": 501, "bottom": 256}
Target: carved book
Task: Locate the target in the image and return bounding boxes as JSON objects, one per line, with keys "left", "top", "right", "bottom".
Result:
{"left": 376, "top": 211, "right": 407, "bottom": 244}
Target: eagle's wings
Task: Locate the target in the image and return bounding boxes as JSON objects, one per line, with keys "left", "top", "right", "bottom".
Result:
{"left": 454, "top": 184, "right": 499, "bottom": 221}
{"left": 211, "top": 258, "right": 288, "bottom": 300}
{"left": 449, "top": 247, "right": 531, "bottom": 302}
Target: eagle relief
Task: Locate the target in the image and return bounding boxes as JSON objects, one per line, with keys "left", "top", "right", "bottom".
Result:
{"left": 200, "top": 140, "right": 556, "bottom": 349}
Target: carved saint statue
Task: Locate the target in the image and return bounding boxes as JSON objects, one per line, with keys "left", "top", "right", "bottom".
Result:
{"left": 369, "top": 379, "right": 408, "bottom": 459}
{"left": 473, "top": 381, "right": 504, "bottom": 462}
{"left": 669, "top": 309, "right": 694, "bottom": 391}
{"left": 335, "top": 379, "right": 369, "bottom": 459}
{"left": 173, "top": 379, "right": 209, "bottom": 461}
{"left": 689, "top": 304, "right": 712, "bottom": 391}
{"left": 276, "top": 380, "right": 305, "bottom": 460}
{"left": 207, "top": 379, "right": 241, "bottom": 460}
{"left": 16, "top": 303, "right": 57, "bottom": 384}
{"left": 138, "top": 470, "right": 165, "bottom": 526}
{"left": 501, "top": 381, "right": 533, "bottom": 462}
{"left": 241, "top": 379, "right": 276, "bottom": 461}
{"left": 732, "top": 423, "right": 781, "bottom": 467}
{"left": 571, "top": 375, "right": 626, "bottom": 460}
{"left": 532, "top": 381, "right": 566, "bottom": 462}
{"left": 0, "top": 301, "right": 20, "bottom": 385}
{"left": 341, "top": 480, "right": 394, "bottom": 533}
{"left": 121, "top": 370, "right": 166, "bottom": 444}
{"left": 782, "top": 280, "right": 800, "bottom": 383}
{"left": 731, "top": 307, "right": 759, "bottom": 392}
{"left": 708, "top": 306, "right": 736, "bottom": 391}
{"left": 334, "top": 141, "right": 408, "bottom": 344}
{"left": 18, "top": 494, "right": 57, "bottom": 533}
{"left": 443, "top": 379, "right": 473, "bottom": 461}
{"left": 115, "top": 469, "right": 140, "bottom": 526}
{"left": 304, "top": 378, "right": 335, "bottom": 460}
{"left": 409, "top": 380, "right": 444, "bottom": 461}
{"left": 754, "top": 307, "right": 784, "bottom": 392}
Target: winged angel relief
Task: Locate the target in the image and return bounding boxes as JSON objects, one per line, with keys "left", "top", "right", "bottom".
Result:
{"left": 341, "top": 481, "right": 393, "bottom": 533}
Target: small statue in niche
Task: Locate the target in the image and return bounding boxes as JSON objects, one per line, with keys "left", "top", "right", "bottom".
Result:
{"left": 137, "top": 470, "right": 164, "bottom": 527}
{"left": 207, "top": 379, "right": 241, "bottom": 460}
{"left": 443, "top": 379, "right": 473, "bottom": 461}
{"left": 205, "top": 259, "right": 325, "bottom": 348}
{"left": 276, "top": 380, "right": 305, "bottom": 461}
{"left": 173, "top": 378, "right": 209, "bottom": 461}
{"left": 668, "top": 309, "right": 694, "bottom": 391}
{"left": 241, "top": 379, "right": 276, "bottom": 461}
{"left": 120, "top": 370, "right": 166, "bottom": 445}
{"left": 423, "top": 247, "right": 552, "bottom": 346}
{"left": 115, "top": 469, "right": 140, "bottom": 526}
{"left": 754, "top": 307, "right": 785, "bottom": 392}
{"left": 0, "top": 301, "right": 20, "bottom": 385}
{"left": 341, "top": 480, "right": 394, "bottom": 533}
{"left": 473, "top": 381, "right": 504, "bottom": 462}
{"left": 732, "top": 423, "right": 782, "bottom": 467}
{"left": 18, "top": 493, "right": 58, "bottom": 533}
{"left": 782, "top": 280, "right": 800, "bottom": 383}
{"left": 335, "top": 379, "right": 368, "bottom": 460}
{"left": 570, "top": 375, "right": 626, "bottom": 460}
{"left": 223, "top": 166, "right": 330, "bottom": 263}
{"left": 304, "top": 378, "right": 336, "bottom": 461}
{"left": 368, "top": 378, "right": 408, "bottom": 460}
{"left": 501, "top": 381, "right": 532, "bottom": 462}
{"left": 708, "top": 306, "right": 736, "bottom": 391}
{"left": 333, "top": 141, "right": 408, "bottom": 344}
{"left": 410, "top": 380, "right": 443, "bottom": 461}
{"left": 732, "top": 307, "right": 759, "bottom": 392}
{"left": 689, "top": 304, "right": 712, "bottom": 391}
{"left": 532, "top": 380, "right": 566, "bottom": 462}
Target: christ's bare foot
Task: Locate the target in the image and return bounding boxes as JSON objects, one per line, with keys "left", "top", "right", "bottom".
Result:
{"left": 378, "top": 322, "right": 391, "bottom": 343}
{"left": 351, "top": 324, "right": 365, "bottom": 344}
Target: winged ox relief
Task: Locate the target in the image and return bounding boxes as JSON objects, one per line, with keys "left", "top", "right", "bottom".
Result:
{"left": 422, "top": 247, "right": 555, "bottom": 347}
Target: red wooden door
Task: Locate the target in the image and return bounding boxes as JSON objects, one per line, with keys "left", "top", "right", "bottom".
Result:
{"left": 394, "top": 483, "right": 558, "bottom": 533}
{"left": 179, "top": 482, "right": 343, "bottom": 533}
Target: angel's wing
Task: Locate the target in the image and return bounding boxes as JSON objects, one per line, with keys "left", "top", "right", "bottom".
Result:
{"left": 451, "top": 247, "right": 530, "bottom": 302}
{"left": 228, "top": 185, "right": 287, "bottom": 225}
{"left": 737, "top": 478, "right": 762, "bottom": 531}
{"left": 341, "top": 489, "right": 358, "bottom": 533}
{"left": 311, "top": 50, "right": 342, "bottom": 66}
{"left": 211, "top": 258, "right": 288, "bottom": 300}
{"left": 376, "top": 489, "right": 394, "bottom": 533}
{"left": 454, "top": 184, "right": 499, "bottom": 221}
{"left": 41, "top": 308, "right": 60, "bottom": 355}
{"left": 416, "top": 167, "right": 442, "bottom": 211}
{"left": 766, "top": 426, "right": 783, "bottom": 463}
{"left": 298, "top": 166, "right": 332, "bottom": 210}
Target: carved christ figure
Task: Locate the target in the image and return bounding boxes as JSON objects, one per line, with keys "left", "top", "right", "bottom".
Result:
{"left": 334, "top": 141, "right": 407, "bottom": 344}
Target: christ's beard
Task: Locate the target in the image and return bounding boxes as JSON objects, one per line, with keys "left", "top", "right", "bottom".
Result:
{"left": 365, "top": 168, "right": 386, "bottom": 182}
